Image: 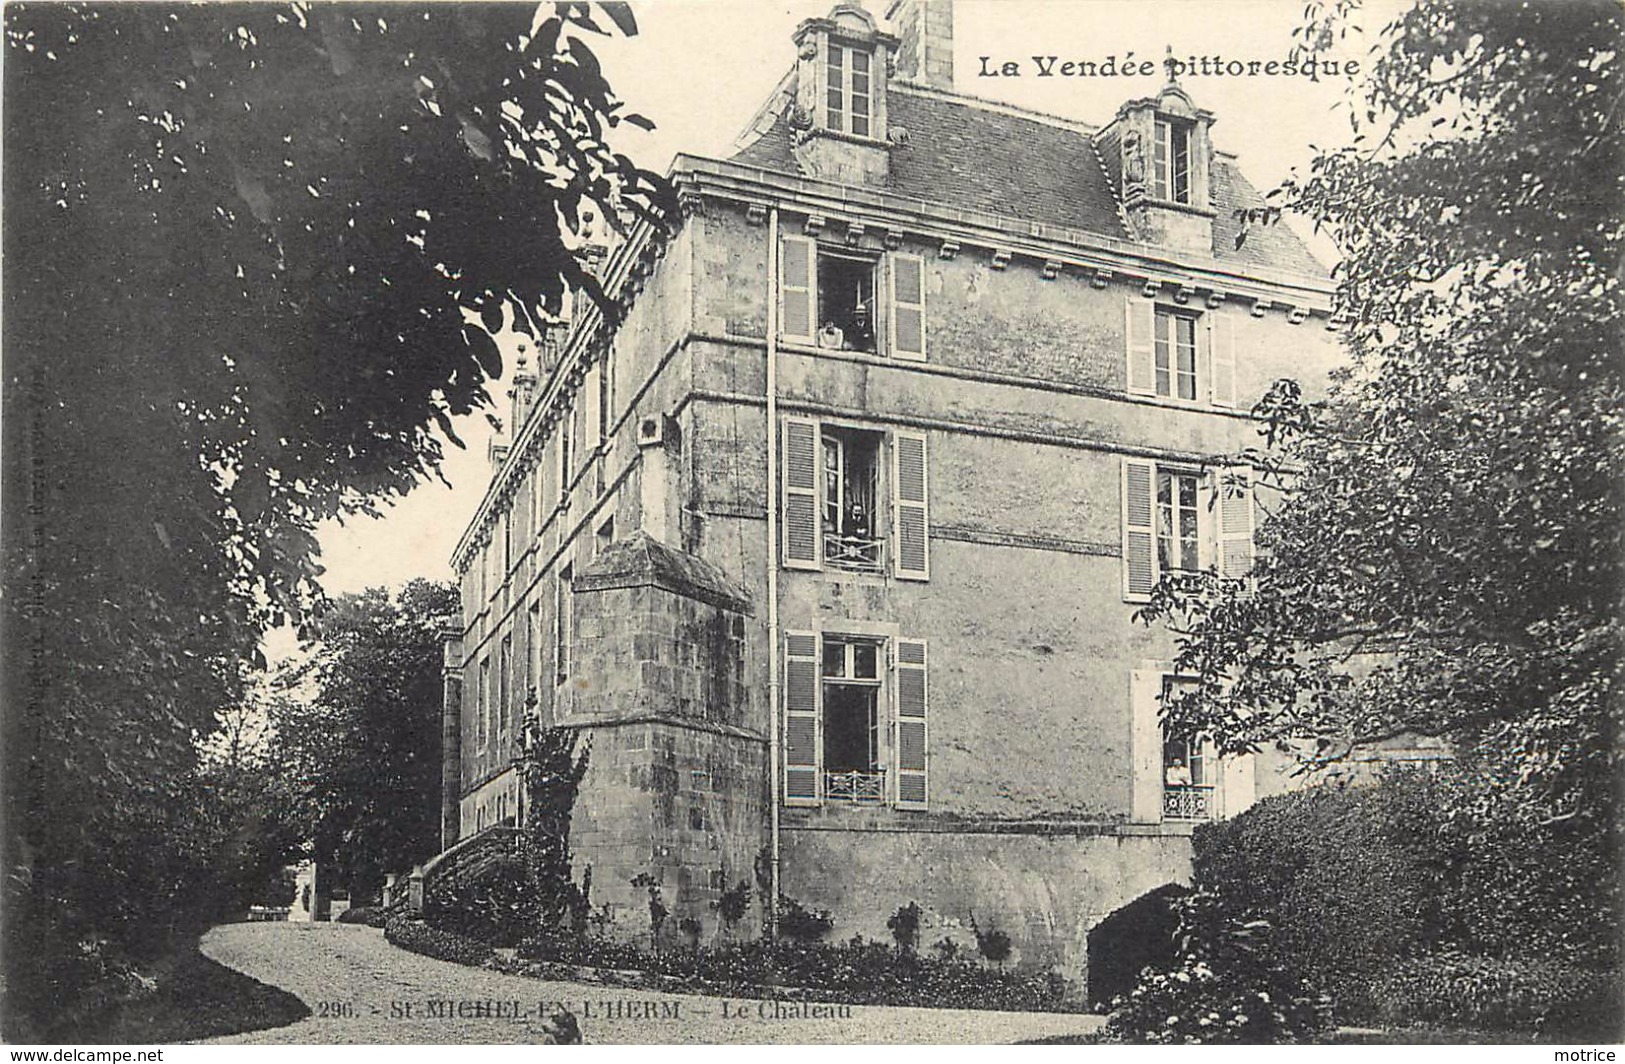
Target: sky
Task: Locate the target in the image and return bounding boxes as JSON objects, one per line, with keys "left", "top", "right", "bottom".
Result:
{"left": 309, "top": 0, "right": 1397, "bottom": 601}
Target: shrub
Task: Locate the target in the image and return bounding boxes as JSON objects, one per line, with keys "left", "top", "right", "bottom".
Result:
{"left": 678, "top": 916, "right": 702, "bottom": 948}
{"left": 423, "top": 854, "right": 533, "bottom": 947}
{"left": 1104, "top": 954, "right": 1332, "bottom": 1044}
{"left": 512, "top": 932, "right": 1074, "bottom": 1012}
{"left": 932, "top": 936, "right": 960, "bottom": 962}
{"left": 777, "top": 895, "right": 833, "bottom": 944}
{"left": 1103, "top": 891, "right": 1332, "bottom": 1044}
{"left": 384, "top": 915, "right": 494, "bottom": 967}
{"left": 887, "top": 902, "right": 922, "bottom": 954}
{"left": 1190, "top": 780, "right": 1435, "bottom": 1020}
{"left": 971, "top": 914, "right": 1012, "bottom": 965}
{"left": 712, "top": 878, "right": 751, "bottom": 934}
{"left": 336, "top": 905, "right": 389, "bottom": 927}
{"left": 631, "top": 873, "right": 668, "bottom": 946}
{"left": 1188, "top": 767, "right": 1620, "bottom": 1028}
{"left": 1375, "top": 951, "right": 1623, "bottom": 1037}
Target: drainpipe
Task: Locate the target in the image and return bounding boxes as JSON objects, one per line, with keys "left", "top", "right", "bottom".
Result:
{"left": 765, "top": 206, "right": 782, "bottom": 937}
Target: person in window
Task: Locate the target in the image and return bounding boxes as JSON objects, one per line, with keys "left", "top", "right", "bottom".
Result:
{"left": 847, "top": 498, "right": 870, "bottom": 540}
{"left": 818, "top": 321, "right": 845, "bottom": 349}
{"left": 1165, "top": 755, "right": 1192, "bottom": 788}
{"left": 850, "top": 298, "right": 874, "bottom": 351}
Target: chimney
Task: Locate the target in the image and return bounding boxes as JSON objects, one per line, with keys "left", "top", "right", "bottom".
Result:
{"left": 888, "top": 0, "right": 953, "bottom": 90}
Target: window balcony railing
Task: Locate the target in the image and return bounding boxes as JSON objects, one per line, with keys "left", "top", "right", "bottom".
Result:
{"left": 824, "top": 532, "right": 884, "bottom": 573}
{"left": 824, "top": 769, "right": 886, "bottom": 804}
{"left": 1163, "top": 784, "right": 1215, "bottom": 820}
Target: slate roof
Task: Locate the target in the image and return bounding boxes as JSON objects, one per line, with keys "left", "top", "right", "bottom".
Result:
{"left": 730, "top": 85, "right": 1328, "bottom": 279}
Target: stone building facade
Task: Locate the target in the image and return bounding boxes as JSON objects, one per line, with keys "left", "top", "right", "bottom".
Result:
{"left": 441, "top": 0, "right": 1341, "bottom": 990}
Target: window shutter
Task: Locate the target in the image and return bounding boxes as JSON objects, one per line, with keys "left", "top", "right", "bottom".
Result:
{"left": 893, "top": 638, "right": 928, "bottom": 808}
{"left": 1216, "top": 465, "right": 1255, "bottom": 578}
{"left": 784, "top": 631, "right": 821, "bottom": 806}
{"left": 1130, "top": 668, "right": 1164, "bottom": 822}
{"left": 1218, "top": 751, "right": 1256, "bottom": 820}
{"left": 892, "top": 430, "right": 930, "bottom": 580}
{"left": 1125, "top": 299, "right": 1155, "bottom": 395}
{"left": 782, "top": 417, "right": 821, "bottom": 569}
{"left": 780, "top": 235, "right": 816, "bottom": 343}
{"left": 1209, "top": 314, "right": 1236, "bottom": 408}
{"left": 1122, "top": 458, "right": 1157, "bottom": 601}
{"left": 890, "top": 252, "right": 926, "bottom": 361}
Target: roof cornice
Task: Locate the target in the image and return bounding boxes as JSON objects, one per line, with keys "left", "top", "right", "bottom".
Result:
{"left": 670, "top": 153, "right": 1335, "bottom": 304}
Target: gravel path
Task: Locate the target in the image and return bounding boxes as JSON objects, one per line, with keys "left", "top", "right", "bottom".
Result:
{"left": 199, "top": 922, "right": 1104, "bottom": 1044}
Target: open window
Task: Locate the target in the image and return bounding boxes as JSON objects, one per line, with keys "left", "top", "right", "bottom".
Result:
{"left": 817, "top": 253, "right": 877, "bottom": 353}
{"left": 821, "top": 637, "right": 884, "bottom": 803}
{"left": 1160, "top": 679, "right": 1215, "bottom": 820}
{"left": 1153, "top": 118, "right": 1193, "bottom": 204}
{"left": 1122, "top": 459, "right": 1253, "bottom": 602}
{"left": 783, "top": 417, "right": 930, "bottom": 579}
{"left": 780, "top": 236, "right": 926, "bottom": 359}
{"left": 822, "top": 428, "right": 882, "bottom": 572}
{"left": 783, "top": 632, "right": 928, "bottom": 809}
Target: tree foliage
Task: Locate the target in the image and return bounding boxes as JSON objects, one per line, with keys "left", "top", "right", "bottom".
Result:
{"left": 2, "top": 2, "right": 668, "bottom": 1034}
{"left": 275, "top": 579, "right": 458, "bottom": 897}
{"left": 1141, "top": 0, "right": 1621, "bottom": 837}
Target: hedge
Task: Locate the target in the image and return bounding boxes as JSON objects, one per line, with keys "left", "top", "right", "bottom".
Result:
{"left": 383, "top": 915, "right": 494, "bottom": 967}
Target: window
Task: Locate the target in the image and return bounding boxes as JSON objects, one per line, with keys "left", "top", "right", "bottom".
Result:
{"left": 826, "top": 44, "right": 873, "bottom": 137}
{"left": 527, "top": 602, "right": 541, "bottom": 705}
{"left": 783, "top": 632, "right": 928, "bottom": 808}
{"left": 821, "top": 637, "right": 884, "bottom": 802}
{"left": 596, "top": 515, "right": 615, "bottom": 558}
{"left": 1122, "top": 460, "right": 1254, "bottom": 601}
{"left": 497, "top": 635, "right": 512, "bottom": 745}
{"left": 557, "top": 402, "right": 574, "bottom": 505}
{"left": 1157, "top": 468, "right": 1201, "bottom": 574}
{"left": 817, "top": 253, "right": 877, "bottom": 353}
{"left": 1153, "top": 118, "right": 1192, "bottom": 204}
{"left": 477, "top": 656, "right": 490, "bottom": 751}
{"left": 554, "top": 564, "right": 572, "bottom": 688}
{"left": 1154, "top": 309, "right": 1198, "bottom": 401}
{"left": 1160, "top": 680, "right": 1214, "bottom": 820}
{"left": 1125, "top": 301, "right": 1238, "bottom": 406}
{"left": 1131, "top": 668, "right": 1254, "bottom": 824}
{"left": 781, "top": 417, "right": 929, "bottom": 580}
{"left": 779, "top": 237, "right": 926, "bottom": 360}
{"left": 822, "top": 428, "right": 881, "bottom": 572}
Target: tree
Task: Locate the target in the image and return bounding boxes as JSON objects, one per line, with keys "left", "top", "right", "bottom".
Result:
{"left": 2, "top": 2, "right": 670, "bottom": 1035}
{"left": 1140, "top": 0, "right": 1621, "bottom": 970}
{"left": 274, "top": 579, "right": 458, "bottom": 897}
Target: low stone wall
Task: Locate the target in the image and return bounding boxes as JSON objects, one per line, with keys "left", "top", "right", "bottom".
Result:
{"left": 780, "top": 820, "right": 1195, "bottom": 994}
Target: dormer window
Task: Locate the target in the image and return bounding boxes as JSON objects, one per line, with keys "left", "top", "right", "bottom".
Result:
{"left": 788, "top": 6, "right": 897, "bottom": 184}
{"left": 827, "top": 44, "right": 874, "bottom": 137}
{"left": 1153, "top": 118, "right": 1193, "bottom": 204}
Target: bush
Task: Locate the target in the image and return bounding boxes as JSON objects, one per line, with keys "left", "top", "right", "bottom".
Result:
{"left": 777, "top": 895, "right": 833, "bottom": 944}
{"left": 512, "top": 931, "right": 1073, "bottom": 1012}
{"left": 1188, "top": 768, "right": 1620, "bottom": 1028}
{"left": 1104, "top": 954, "right": 1333, "bottom": 1044}
{"left": 1375, "top": 951, "right": 1622, "bottom": 1037}
{"left": 1103, "top": 891, "right": 1332, "bottom": 1044}
{"left": 887, "top": 902, "right": 922, "bottom": 953}
{"left": 384, "top": 915, "right": 494, "bottom": 967}
{"left": 336, "top": 905, "right": 389, "bottom": 927}
{"left": 1190, "top": 780, "right": 1436, "bottom": 1020}
{"left": 713, "top": 878, "right": 751, "bottom": 934}
{"left": 971, "top": 915, "right": 1012, "bottom": 965}
{"left": 423, "top": 855, "right": 535, "bottom": 947}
